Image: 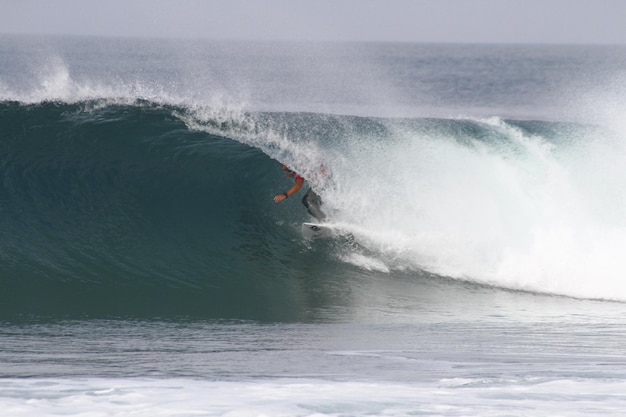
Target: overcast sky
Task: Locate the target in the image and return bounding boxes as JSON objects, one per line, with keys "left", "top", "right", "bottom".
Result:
{"left": 2, "top": 0, "right": 626, "bottom": 44}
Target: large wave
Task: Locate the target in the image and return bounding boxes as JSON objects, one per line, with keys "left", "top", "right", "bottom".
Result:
{"left": 3, "top": 37, "right": 626, "bottom": 320}
{"left": 1, "top": 98, "right": 626, "bottom": 322}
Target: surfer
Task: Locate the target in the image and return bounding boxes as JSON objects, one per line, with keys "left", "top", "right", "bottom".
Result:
{"left": 274, "top": 163, "right": 326, "bottom": 223}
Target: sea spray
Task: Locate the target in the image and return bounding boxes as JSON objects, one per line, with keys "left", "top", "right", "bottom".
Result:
{"left": 166, "top": 104, "right": 626, "bottom": 301}
{"left": 304, "top": 116, "right": 626, "bottom": 300}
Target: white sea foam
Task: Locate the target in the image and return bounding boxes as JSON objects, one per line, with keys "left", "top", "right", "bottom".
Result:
{"left": 1, "top": 377, "right": 625, "bottom": 417}
{"left": 318, "top": 115, "right": 626, "bottom": 301}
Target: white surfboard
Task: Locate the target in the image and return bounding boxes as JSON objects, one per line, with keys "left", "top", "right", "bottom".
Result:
{"left": 301, "top": 222, "right": 334, "bottom": 240}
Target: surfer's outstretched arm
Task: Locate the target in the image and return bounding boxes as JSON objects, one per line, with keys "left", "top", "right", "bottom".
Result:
{"left": 274, "top": 176, "right": 304, "bottom": 202}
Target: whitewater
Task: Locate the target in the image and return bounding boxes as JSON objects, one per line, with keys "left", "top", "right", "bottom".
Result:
{"left": 2, "top": 35, "right": 626, "bottom": 416}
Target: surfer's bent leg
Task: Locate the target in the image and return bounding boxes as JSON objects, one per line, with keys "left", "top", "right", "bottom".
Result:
{"left": 302, "top": 188, "right": 326, "bottom": 222}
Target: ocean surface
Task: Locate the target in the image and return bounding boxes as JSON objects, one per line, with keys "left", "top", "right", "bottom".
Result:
{"left": 1, "top": 35, "right": 626, "bottom": 416}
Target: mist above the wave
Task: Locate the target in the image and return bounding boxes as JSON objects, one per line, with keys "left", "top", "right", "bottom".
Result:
{"left": 0, "top": 36, "right": 402, "bottom": 118}
{"left": 3, "top": 36, "right": 624, "bottom": 121}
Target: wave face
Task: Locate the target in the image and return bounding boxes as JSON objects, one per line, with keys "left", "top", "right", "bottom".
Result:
{"left": 0, "top": 101, "right": 289, "bottom": 318}
{"left": 2, "top": 37, "right": 626, "bottom": 319}
{"left": 2, "top": 99, "right": 626, "bottom": 321}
